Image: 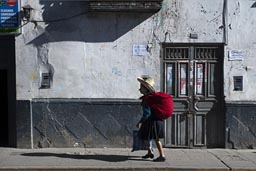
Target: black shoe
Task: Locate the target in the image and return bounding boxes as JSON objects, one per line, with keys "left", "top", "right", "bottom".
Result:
{"left": 142, "top": 153, "right": 154, "bottom": 159}
{"left": 153, "top": 156, "right": 166, "bottom": 162}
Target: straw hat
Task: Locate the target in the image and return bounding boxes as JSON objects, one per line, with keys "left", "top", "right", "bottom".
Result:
{"left": 137, "top": 76, "right": 155, "bottom": 93}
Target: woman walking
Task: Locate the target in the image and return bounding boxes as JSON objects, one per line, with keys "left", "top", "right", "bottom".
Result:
{"left": 136, "top": 76, "right": 166, "bottom": 162}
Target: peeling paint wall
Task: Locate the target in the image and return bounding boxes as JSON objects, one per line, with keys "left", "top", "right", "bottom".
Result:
{"left": 16, "top": 0, "right": 256, "bottom": 101}
{"left": 15, "top": 0, "right": 233, "bottom": 100}
{"left": 224, "top": 0, "right": 256, "bottom": 101}
{"left": 16, "top": 1, "right": 161, "bottom": 99}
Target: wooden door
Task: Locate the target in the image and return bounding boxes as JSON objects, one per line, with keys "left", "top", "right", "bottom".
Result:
{"left": 163, "top": 44, "right": 224, "bottom": 148}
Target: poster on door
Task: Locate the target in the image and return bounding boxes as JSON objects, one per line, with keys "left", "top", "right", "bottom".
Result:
{"left": 180, "top": 64, "right": 187, "bottom": 95}
{"left": 196, "top": 64, "right": 203, "bottom": 94}
{"left": 0, "top": 0, "right": 20, "bottom": 34}
{"left": 167, "top": 65, "right": 173, "bottom": 94}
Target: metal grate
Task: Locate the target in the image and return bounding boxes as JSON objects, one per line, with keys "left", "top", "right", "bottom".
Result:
{"left": 165, "top": 48, "right": 189, "bottom": 60}
{"left": 40, "top": 73, "right": 51, "bottom": 89}
{"left": 89, "top": 0, "right": 163, "bottom": 12}
{"left": 195, "top": 48, "right": 217, "bottom": 60}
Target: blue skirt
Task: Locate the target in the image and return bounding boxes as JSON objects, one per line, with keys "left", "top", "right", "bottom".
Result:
{"left": 139, "top": 116, "right": 164, "bottom": 141}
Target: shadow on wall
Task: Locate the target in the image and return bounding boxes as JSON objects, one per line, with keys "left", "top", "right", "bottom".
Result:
{"left": 28, "top": 1, "right": 155, "bottom": 46}
{"left": 252, "top": 2, "right": 256, "bottom": 8}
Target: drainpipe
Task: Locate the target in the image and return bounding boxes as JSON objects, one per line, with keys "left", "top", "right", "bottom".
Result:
{"left": 223, "top": 0, "right": 228, "bottom": 45}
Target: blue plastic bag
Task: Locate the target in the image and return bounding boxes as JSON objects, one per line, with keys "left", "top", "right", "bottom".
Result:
{"left": 131, "top": 130, "right": 154, "bottom": 152}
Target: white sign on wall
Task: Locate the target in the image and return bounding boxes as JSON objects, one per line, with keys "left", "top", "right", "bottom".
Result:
{"left": 132, "top": 45, "right": 147, "bottom": 56}
{"left": 228, "top": 50, "right": 245, "bottom": 61}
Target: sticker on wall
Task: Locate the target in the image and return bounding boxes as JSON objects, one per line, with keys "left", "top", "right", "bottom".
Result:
{"left": 132, "top": 45, "right": 147, "bottom": 56}
{"left": 228, "top": 50, "right": 245, "bottom": 61}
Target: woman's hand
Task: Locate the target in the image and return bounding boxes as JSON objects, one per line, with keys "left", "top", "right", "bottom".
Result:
{"left": 136, "top": 122, "right": 142, "bottom": 129}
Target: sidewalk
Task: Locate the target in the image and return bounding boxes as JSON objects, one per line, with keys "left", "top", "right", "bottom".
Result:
{"left": 0, "top": 147, "right": 255, "bottom": 171}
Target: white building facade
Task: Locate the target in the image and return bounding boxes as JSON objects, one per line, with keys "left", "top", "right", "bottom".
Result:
{"left": 0, "top": 0, "right": 255, "bottom": 149}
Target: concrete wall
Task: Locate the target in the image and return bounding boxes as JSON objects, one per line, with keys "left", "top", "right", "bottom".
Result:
{"left": 225, "top": 102, "right": 256, "bottom": 149}
{"left": 16, "top": 0, "right": 232, "bottom": 100}
{"left": 16, "top": 1, "right": 160, "bottom": 99}
{"left": 224, "top": 1, "right": 256, "bottom": 101}
{"left": 16, "top": 0, "right": 256, "bottom": 100}
{"left": 16, "top": 99, "right": 141, "bottom": 148}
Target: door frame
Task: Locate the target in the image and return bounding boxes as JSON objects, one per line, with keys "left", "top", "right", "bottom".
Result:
{"left": 161, "top": 43, "right": 225, "bottom": 148}
{"left": 0, "top": 36, "right": 16, "bottom": 147}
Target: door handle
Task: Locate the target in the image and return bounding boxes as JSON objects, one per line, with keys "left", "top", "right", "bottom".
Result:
{"left": 193, "top": 95, "right": 200, "bottom": 101}
{"left": 187, "top": 96, "right": 192, "bottom": 102}
{"left": 193, "top": 95, "right": 200, "bottom": 111}
{"left": 183, "top": 110, "right": 193, "bottom": 117}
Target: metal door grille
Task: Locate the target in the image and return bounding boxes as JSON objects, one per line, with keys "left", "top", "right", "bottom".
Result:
{"left": 165, "top": 47, "right": 189, "bottom": 60}
{"left": 195, "top": 47, "right": 217, "bottom": 60}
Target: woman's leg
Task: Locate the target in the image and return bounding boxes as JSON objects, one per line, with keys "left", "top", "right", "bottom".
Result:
{"left": 154, "top": 140, "right": 165, "bottom": 157}
{"left": 142, "top": 140, "right": 154, "bottom": 159}
{"left": 153, "top": 139, "right": 166, "bottom": 162}
{"left": 144, "top": 140, "right": 153, "bottom": 154}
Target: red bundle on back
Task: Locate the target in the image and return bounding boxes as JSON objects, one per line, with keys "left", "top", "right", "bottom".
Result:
{"left": 143, "top": 92, "right": 174, "bottom": 120}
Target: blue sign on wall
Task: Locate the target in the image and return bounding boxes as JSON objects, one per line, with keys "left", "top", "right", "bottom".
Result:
{"left": 0, "top": 0, "right": 20, "bottom": 34}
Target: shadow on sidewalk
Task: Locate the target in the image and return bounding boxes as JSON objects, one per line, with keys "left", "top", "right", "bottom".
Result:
{"left": 21, "top": 152, "right": 141, "bottom": 162}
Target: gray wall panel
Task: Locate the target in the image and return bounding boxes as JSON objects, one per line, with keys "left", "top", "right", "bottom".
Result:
{"left": 31, "top": 99, "right": 141, "bottom": 148}
{"left": 16, "top": 100, "right": 31, "bottom": 148}
{"left": 225, "top": 102, "right": 256, "bottom": 149}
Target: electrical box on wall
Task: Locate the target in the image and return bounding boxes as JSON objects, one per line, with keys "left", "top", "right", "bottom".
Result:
{"left": 40, "top": 73, "right": 51, "bottom": 89}
{"left": 233, "top": 76, "right": 243, "bottom": 91}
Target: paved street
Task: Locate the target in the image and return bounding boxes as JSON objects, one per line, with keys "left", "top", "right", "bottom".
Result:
{"left": 0, "top": 147, "right": 255, "bottom": 171}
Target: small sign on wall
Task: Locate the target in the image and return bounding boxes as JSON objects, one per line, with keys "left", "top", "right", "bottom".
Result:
{"left": 228, "top": 50, "right": 245, "bottom": 61}
{"left": 132, "top": 45, "right": 147, "bottom": 56}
